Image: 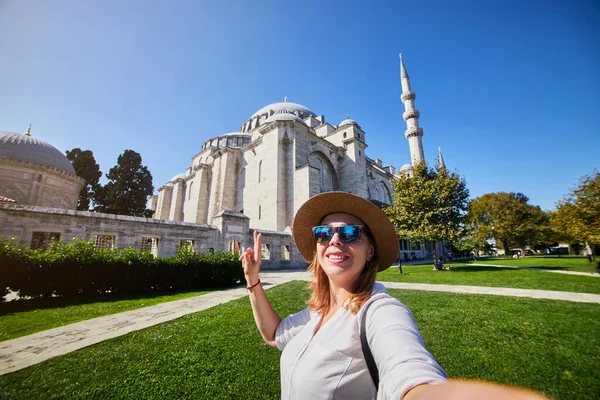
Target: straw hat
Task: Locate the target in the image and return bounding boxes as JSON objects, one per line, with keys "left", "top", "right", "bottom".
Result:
{"left": 292, "top": 192, "right": 399, "bottom": 271}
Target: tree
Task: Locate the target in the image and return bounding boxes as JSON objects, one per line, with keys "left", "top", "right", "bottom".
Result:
{"left": 469, "top": 192, "right": 546, "bottom": 254}
{"left": 384, "top": 162, "right": 470, "bottom": 262}
{"left": 95, "top": 150, "right": 154, "bottom": 217}
{"left": 551, "top": 170, "right": 600, "bottom": 256}
{"left": 65, "top": 148, "right": 102, "bottom": 211}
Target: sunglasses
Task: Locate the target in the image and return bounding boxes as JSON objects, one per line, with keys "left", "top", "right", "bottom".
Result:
{"left": 312, "top": 225, "right": 370, "bottom": 244}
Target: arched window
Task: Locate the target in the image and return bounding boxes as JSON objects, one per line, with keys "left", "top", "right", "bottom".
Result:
{"left": 188, "top": 181, "right": 194, "bottom": 200}
{"left": 258, "top": 161, "right": 262, "bottom": 183}
{"left": 379, "top": 182, "right": 392, "bottom": 205}
{"left": 236, "top": 167, "right": 245, "bottom": 213}
{"left": 308, "top": 151, "right": 339, "bottom": 193}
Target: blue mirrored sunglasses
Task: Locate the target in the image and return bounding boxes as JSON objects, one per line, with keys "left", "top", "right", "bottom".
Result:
{"left": 312, "top": 225, "right": 369, "bottom": 244}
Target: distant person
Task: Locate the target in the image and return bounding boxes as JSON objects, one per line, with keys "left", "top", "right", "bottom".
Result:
{"left": 241, "top": 192, "right": 547, "bottom": 399}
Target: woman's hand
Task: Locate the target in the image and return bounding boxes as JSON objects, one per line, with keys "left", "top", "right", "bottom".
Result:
{"left": 240, "top": 230, "right": 262, "bottom": 286}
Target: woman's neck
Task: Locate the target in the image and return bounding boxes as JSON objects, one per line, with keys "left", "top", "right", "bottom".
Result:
{"left": 328, "top": 283, "right": 352, "bottom": 311}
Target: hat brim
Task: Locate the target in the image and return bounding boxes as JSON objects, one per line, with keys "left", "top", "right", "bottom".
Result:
{"left": 292, "top": 192, "right": 399, "bottom": 272}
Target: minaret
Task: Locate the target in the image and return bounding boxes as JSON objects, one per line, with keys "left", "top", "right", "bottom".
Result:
{"left": 400, "top": 54, "right": 425, "bottom": 165}
{"left": 25, "top": 123, "right": 32, "bottom": 136}
{"left": 437, "top": 147, "right": 446, "bottom": 170}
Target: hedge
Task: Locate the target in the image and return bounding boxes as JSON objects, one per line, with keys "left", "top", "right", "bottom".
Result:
{"left": 0, "top": 238, "right": 244, "bottom": 301}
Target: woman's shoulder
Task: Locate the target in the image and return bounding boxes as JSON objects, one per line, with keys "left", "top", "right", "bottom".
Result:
{"left": 369, "top": 282, "right": 407, "bottom": 307}
{"left": 360, "top": 284, "right": 413, "bottom": 322}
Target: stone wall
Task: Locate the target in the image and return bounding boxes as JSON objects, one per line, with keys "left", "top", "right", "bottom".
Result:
{"left": 250, "top": 229, "right": 307, "bottom": 270}
{"left": 0, "top": 158, "right": 84, "bottom": 210}
{"left": 0, "top": 203, "right": 307, "bottom": 269}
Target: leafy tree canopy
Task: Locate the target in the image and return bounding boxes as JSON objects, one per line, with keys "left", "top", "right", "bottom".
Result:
{"left": 384, "top": 162, "right": 470, "bottom": 261}
{"left": 551, "top": 170, "right": 600, "bottom": 254}
{"left": 469, "top": 192, "right": 547, "bottom": 254}
{"left": 95, "top": 150, "right": 154, "bottom": 217}
{"left": 65, "top": 148, "right": 102, "bottom": 211}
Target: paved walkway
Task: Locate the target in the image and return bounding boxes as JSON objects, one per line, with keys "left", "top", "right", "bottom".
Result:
{"left": 2, "top": 269, "right": 600, "bottom": 376}
{"left": 468, "top": 263, "right": 600, "bottom": 277}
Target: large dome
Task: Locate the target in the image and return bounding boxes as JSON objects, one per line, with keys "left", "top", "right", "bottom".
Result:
{"left": 264, "top": 110, "right": 308, "bottom": 125}
{"left": 250, "top": 102, "right": 316, "bottom": 119}
{"left": 0, "top": 131, "right": 76, "bottom": 175}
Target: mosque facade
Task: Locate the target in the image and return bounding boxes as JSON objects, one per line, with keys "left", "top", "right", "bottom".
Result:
{"left": 1, "top": 56, "right": 437, "bottom": 264}
{"left": 150, "top": 103, "right": 398, "bottom": 233}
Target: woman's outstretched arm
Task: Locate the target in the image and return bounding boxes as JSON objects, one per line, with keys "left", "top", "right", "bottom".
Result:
{"left": 404, "top": 379, "right": 548, "bottom": 400}
{"left": 240, "top": 231, "right": 281, "bottom": 348}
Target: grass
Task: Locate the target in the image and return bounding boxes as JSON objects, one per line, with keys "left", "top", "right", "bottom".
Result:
{"left": 378, "top": 265, "right": 600, "bottom": 294}
{"left": 471, "top": 256, "right": 599, "bottom": 273}
{"left": 0, "top": 281, "right": 599, "bottom": 399}
{"left": 0, "top": 289, "right": 212, "bottom": 342}
{"left": 3, "top": 257, "right": 599, "bottom": 343}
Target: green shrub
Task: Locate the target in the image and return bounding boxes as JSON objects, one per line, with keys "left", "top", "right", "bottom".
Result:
{"left": 0, "top": 237, "right": 29, "bottom": 299}
{"left": 0, "top": 238, "right": 243, "bottom": 302}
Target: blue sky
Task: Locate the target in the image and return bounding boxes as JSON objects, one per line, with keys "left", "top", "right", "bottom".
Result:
{"left": 1, "top": 0, "right": 598, "bottom": 211}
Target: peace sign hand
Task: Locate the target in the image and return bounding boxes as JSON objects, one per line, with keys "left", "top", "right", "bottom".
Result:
{"left": 240, "top": 230, "right": 262, "bottom": 286}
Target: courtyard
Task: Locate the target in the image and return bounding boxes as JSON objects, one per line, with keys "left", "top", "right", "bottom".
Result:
{"left": 1, "top": 257, "right": 599, "bottom": 399}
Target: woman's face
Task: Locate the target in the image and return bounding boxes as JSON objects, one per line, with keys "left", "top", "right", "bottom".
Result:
{"left": 316, "top": 213, "right": 375, "bottom": 288}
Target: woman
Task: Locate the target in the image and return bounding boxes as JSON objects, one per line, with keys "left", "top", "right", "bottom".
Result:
{"left": 241, "top": 192, "right": 547, "bottom": 400}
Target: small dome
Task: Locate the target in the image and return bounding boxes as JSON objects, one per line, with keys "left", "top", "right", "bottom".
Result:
{"left": 400, "top": 164, "right": 413, "bottom": 172}
{"left": 0, "top": 131, "right": 76, "bottom": 175}
{"left": 203, "top": 132, "right": 251, "bottom": 149}
{"left": 221, "top": 132, "right": 250, "bottom": 137}
{"left": 169, "top": 173, "right": 186, "bottom": 182}
{"left": 339, "top": 119, "right": 356, "bottom": 126}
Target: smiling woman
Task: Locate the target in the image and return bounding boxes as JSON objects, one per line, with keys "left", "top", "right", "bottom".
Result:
{"left": 238, "top": 192, "right": 549, "bottom": 399}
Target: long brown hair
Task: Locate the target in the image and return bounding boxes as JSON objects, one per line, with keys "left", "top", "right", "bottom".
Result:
{"left": 306, "top": 231, "right": 380, "bottom": 315}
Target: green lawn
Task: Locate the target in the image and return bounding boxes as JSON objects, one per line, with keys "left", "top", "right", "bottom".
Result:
{"left": 0, "top": 289, "right": 212, "bottom": 342}
{"left": 471, "top": 256, "right": 599, "bottom": 273}
{"left": 1, "top": 281, "right": 598, "bottom": 400}
{"left": 378, "top": 264, "right": 600, "bottom": 294}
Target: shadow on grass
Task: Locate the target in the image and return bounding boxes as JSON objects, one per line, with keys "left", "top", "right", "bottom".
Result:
{"left": 0, "top": 287, "right": 226, "bottom": 316}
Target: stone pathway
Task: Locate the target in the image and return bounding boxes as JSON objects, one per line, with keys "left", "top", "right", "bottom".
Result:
{"left": 1, "top": 269, "right": 599, "bottom": 376}
{"left": 383, "top": 282, "right": 600, "bottom": 303}
{"left": 468, "top": 263, "right": 600, "bottom": 277}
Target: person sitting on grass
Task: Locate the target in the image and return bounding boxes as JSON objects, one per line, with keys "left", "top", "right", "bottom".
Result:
{"left": 433, "top": 259, "right": 452, "bottom": 271}
{"left": 241, "top": 191, "right": 548, "bottom": 400}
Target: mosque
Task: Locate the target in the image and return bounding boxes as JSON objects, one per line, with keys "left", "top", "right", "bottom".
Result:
{"left": 0, "top": 55, "right": 440, "bottom": 265}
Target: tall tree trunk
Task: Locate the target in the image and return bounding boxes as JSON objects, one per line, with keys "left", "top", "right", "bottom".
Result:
{"left": 502, "top": 240, "right": 510, "bottom": 256}
{"left": 432, "top": 242, "right": 438, "bottom": 264}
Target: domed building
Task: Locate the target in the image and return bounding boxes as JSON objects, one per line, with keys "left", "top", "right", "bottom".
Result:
{"left": 152, "top": 99, "right": 398, "bottom": 235}
{"left": 1, "top": 55, "right": 438, "bottom": 263}
{"left": 151, "top": 56, "right": 440, "bottom": 261}
{"left": 0, "top": 128, "right": 84, "bottom": 209}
